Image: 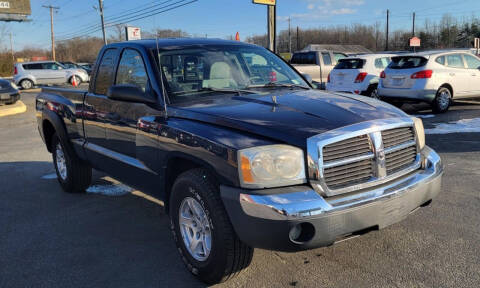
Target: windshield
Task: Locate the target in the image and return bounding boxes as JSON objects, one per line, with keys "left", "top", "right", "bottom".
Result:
{"left": 156, "top": 45, "right": 309, "bottom": 103}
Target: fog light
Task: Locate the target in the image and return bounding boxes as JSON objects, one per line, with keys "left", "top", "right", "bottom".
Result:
{"left": 289, "top": 223, "right": 315, "bottom": 244}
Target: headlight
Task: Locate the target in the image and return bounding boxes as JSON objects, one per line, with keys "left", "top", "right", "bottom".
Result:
{"left": 10, "top": 82, "right": 18, "bottom": 89}
{"left": 412, "top": 117, "right": 425, "bottom": 150}
{"left": 238, "top": 145, "right": 306, "bottom": 188}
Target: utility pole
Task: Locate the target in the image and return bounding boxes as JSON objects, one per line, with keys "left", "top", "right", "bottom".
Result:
{"left": 288, "top": 17, "right": 291, "bottom": 53}
{"left": 98, "top": 0, "right": 107, "bottom": 45}
{"left": 267, "top": 5, "right": 276, "bottom": 52}
{"left": 385, "top": 9, "right": 389, "bottom": 51}
{"left": 412, "top": 12, "right": 416, "bottom": 37}
{"left": 296, "top": 26, "right": 299, "bottom": 51}
{"left": 9, "top": 32, "right": 14, "bottom": 63}
{"left": 43, "top": 5, "right": 60, "bottom": 61}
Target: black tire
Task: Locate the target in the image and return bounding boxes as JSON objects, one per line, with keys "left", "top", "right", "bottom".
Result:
{"left": 169, "top": 168, "right": 253, "bottom": 284}
{"left": 432, "top": 87, "right": 451, "bottom": 113}
{"left": 20, "top": 79, "right": 33, "bottom": 90}
{"left": 70, "top": 75, "right": 82, "bottom": 86}
{"left": 364, "top": 84, "right": 379, "bottom": 99}
{"left": 51, "top": 132, "right": 92, "bottom": 193}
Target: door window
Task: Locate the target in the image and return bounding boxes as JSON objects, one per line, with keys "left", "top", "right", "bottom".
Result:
{"left": 446, "top": 54, "right": 465, "bottom": 68}
{"left": 42, "top": 62, "right": 63, "bottom": 70}
{"left": 321, "top": 52, "right": 332, "bottom": 66}
{"left": 94, "top": 49, "right": 118, "bottom": 95}
{"left": 463, "top": 54, "right": 480, "bottom": 69}
{"left": 116, "top": 49, "right": 149, "bottom": 91}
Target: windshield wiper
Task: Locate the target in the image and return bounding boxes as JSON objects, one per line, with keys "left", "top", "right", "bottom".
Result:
{"left": 247, "top": 82, "right": 310, "bottom": 90}
{"left": 199, "top": 87, "right": 259, "bottom": 94}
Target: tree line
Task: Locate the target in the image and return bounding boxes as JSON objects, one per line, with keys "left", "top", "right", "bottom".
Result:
{"left": 1, "top": 14, "right": 480, "bottom": 77}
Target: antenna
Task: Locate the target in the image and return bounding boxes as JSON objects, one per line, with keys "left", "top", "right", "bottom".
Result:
{"left": 155, "top": 29, "right": 168, "bottom": 119}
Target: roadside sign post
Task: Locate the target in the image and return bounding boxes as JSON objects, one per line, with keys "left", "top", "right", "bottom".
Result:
{"left": 125, "top": 26, "right": 142, "bottom": 41}
{"left": 410, "top": 36, "right": 421, "bottom": 53}
{"left": 253, "top": 0, "right": 276, "bottom": 53}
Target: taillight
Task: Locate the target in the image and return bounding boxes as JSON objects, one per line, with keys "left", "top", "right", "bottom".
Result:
{"left": 354, "top": 72, "right": 368, "bottom": 83}
{"left": 380, "top": 71, "right": 386, "bottom": 78}
{"left": 411, "top": 70, "right": 433, "bottom": 79}
{"left": 327, "top": 73, "right": 331, "bottom": 83}
{"left": 14, "top": 66, "right": 17, "bottom": 75}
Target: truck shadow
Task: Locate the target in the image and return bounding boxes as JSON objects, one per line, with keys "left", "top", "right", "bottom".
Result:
{"left": 0, "top": 161, "right": 207, "bottom": 288}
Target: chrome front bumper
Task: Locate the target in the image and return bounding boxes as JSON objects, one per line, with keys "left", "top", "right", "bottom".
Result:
{"left": 221, "top": 146, "right": 442, "bottom": 251}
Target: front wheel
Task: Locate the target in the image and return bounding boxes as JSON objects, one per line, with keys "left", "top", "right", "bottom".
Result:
{"left": 169, "top": 169, "right": 253, "bottom": 284}
{"left": 364, "top": 84, "right": 379, "bottom": 99}
{"left": 20, "top": 79, "right": 33, "bottom": 90}
{"left": 432, "top": 87, "right": 451, "bottom": 113}
{"left": 51, "top": 133, "right": 92, "bottom": 193}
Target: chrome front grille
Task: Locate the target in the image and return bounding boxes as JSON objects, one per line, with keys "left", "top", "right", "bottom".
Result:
{"left": 322, "top": 135, "right": 374, "bottom": 189}
{"left": 307, "top": 118, "right": 422, "bottom": 197}
{"left": 382, "top": 127, "right": 417, "bottom": 175}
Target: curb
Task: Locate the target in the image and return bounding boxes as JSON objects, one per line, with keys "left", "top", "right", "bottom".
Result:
{"left": 0, "top": 101, "right": 27, "bottom": 117}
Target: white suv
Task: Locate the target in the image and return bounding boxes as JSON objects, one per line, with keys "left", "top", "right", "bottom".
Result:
{"left": 378, "top": 51, "right": 480, "bottom": 113}
{"left": 326, "top": 54, "right": 393, "bottom": 98}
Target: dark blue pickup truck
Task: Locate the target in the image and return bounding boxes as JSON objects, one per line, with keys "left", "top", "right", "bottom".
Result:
{"left": 36, "top": 38, "right": 443, "bottom": 284}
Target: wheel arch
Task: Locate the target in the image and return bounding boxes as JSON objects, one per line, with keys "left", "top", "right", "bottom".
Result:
{"left": 41, "top": 110, "right": 69, "bottom": 153}
{"left": 439, "top": 83, "right": 453, "bottom": 97}
{"left": 163, "top": 154, "right": 224, "bottom": 214}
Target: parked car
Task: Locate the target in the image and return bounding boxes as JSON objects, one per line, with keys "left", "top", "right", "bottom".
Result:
{"left": 326, "top": 54, "right": 393, "bottom": 98}
{"left": 36, "top": 38, "right": 443, "bottom": 284}
{"left": 13, "top": 61, "right": 89, "bottom": 90}
{"left": 378, "top": 51, "right": 480, "bottom": 112}
{"left": 60, "top": 61, "right": 92, "bottom": 76}
{"left": 290, "top": 50, "right": 348, "bottom": 88}
{"left": 0, "top": 78, "right": 20, "bottom": 105}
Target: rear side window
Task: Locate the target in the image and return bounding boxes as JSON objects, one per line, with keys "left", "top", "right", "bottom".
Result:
{"left": 463, "top": 54, "right": 480, "bottom": 69}
{"left": 94, "top": 49, "right": 118, "bottom": 95}
{"left": 334, "top": 58, "right": 365, "bottom": 69}
{"left": 374, "top": 57, "right": 390, "bottom": 69}
{"left": 435, "top": 56, "right": 445, "bottom": 65}
{"left": 116, "top": 49, "right": 149, "bottom": 92}
{"left": 23, "top": 63, "right": 42, "bottom": 70}
{"left": 290, "top": 52, "right": 316, "bottom": 65}
{"left": 322, "top": 52, "right": 332, "bottom": 66}
{"left": 389, "top": 56, "right": 428, "bottom": 69}
{"left": 446, "top": 54, "right": 464, "bottom": 68}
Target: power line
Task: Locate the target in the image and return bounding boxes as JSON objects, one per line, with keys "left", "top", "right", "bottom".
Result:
{"left": 57, "top": 0, "right": 198, "bottom": 42}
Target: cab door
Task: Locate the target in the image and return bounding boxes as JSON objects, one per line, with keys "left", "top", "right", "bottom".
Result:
{"left": 83, "top": 48, "right": 119, "bottom": 168}
{"left": 102, "top": 48, "right": 163, "bottom": 192}
{"left": 445, "top": 54, "right": 470, "bottom": 97}
{"left": 41, "top": 62, "right": 67, "bottom": 84}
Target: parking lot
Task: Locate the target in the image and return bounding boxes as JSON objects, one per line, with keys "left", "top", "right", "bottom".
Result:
{"left": 0, "top": 91, "right": 478, "bottom": 287}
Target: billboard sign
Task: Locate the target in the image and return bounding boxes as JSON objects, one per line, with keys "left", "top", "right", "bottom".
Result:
{"left": 125, "top": 26, "right": 141, "bottom": 41}
{"left": 409, "top": 37, "right": 421, "bottom": 47}
{"left": 0, "top": 0, "right": 31, "bottom": 22}
{"left": 252, "top": 0, "right": 276, "bottom": 6}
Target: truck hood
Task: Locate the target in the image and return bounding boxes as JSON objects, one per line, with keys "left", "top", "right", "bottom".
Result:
{"left": 169, "top": 89, "right": 408, "bottom": 148}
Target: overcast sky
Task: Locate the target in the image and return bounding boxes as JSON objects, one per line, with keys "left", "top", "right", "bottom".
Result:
{"left": 4, "top": 0, "right": 480, "bottom": 50}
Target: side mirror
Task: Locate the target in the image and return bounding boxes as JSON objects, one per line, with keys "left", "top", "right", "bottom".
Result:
{"left": 302, "top": 74, "right": 313, "bottom": 84}
{"left": 107, "top": 84, "right": 156, "bottom": 104}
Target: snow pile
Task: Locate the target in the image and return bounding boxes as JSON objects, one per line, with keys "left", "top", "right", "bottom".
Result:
{"left": 86, "top": 184, "right": 133, "bottom": 196}
{"left": 425, "top": 117, "right": 480, "bottom": 134}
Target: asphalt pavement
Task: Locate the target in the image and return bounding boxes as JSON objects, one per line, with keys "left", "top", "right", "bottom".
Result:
{"left": 0, "top": 92, "right": 479, "bottom": 288}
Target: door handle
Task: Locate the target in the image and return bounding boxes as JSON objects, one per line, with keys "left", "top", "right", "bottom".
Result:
{"left": 449, "top": 73, "right": 455, "bottom": 76}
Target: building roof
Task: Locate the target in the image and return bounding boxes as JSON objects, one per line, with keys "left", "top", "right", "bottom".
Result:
{"left": 301, "top": 44, "right": 372, "bottom": 54}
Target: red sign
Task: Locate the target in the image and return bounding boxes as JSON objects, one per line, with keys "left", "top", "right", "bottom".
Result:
{"left": 410, "top": 37, "right": 421, "bottom": 47}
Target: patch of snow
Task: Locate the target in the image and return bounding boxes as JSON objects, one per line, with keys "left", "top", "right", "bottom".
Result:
{"left": 86, "top": 184, "right": 132, "bottom": 196}
{"left": 425, "top": 117, "right": 480, "bottom": 134}
{"left": 41, "top": 173, "right": 57, "bottom": 179}
{"left": 413, "top": 114, "right": 435, "bottom": 119}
